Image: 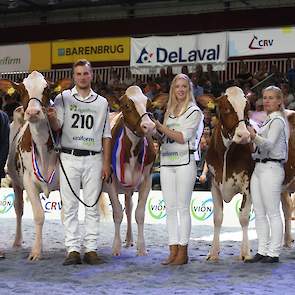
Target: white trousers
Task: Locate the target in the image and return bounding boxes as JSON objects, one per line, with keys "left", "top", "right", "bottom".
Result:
{"left": 60, "top": 152, "right": 103, "bottom": 253}
{"left": 160, "top": 156, "right": 197, "bottom": 246}
{"left": 250, "top": 162, "right": 284, "bottom": 257}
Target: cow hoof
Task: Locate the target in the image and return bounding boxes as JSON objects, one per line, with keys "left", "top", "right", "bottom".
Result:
{"left": 235, "top": 255, "right": 248, "bottom": 261}
{"left": 206, "top": 255, "right": 219, "bottom": 261}
{"left": 136, "top": 250, "right": 147, "bottom": 256}
{"left": 28, "top": 253, "right": 41, "bottom": 261}
{"left": 242, "top": 255, "right": 252, "bottom": 261}
{"left": 283, "top": 241, "right": 294, "bottom": 248}
{"left": 112, "top": 249, "right": 121, "bottom": 256}
{"left": 124, "top": 241, "right": 134, "bottom": 248}
{"left": 12, "top": 241, "right": 22, "bottom": 248}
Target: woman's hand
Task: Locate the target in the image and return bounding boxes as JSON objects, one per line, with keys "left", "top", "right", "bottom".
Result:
{"left": 199, "top": 174, "right": 207, "bottom": 184}
{"left": 154, "top": 120, "right": 164, "bottom": 133}
{"left": 247, "top": 126, "right": 256, "bottom": 140}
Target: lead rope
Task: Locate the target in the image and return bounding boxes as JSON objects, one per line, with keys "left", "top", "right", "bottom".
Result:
{"left": 43, "top": 108, "right": 112, "bottom": 208}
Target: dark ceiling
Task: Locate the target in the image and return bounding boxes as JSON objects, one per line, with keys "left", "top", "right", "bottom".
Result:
{"left": 1, "top": 0, "right": 171, "bottom": 13}
{"left": 0, "top": 0, "right": 295, "bottom": 44}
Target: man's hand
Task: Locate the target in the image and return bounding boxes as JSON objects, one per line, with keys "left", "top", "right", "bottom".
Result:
{"left": 47, "top": 107, "right": 60, "bottom": 131}
{"left": 102, "top": 163, "right": 111, "bottom": 183}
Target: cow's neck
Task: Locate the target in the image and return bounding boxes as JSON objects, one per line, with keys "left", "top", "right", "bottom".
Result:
{"left": 221, "top": 131, "right": 233, "bottom": 149}
{"left": 30, "top": 119, "right": 53, "bottom": 181}
{"left": 125, "top": 126, "right": 141, "bottom": 146}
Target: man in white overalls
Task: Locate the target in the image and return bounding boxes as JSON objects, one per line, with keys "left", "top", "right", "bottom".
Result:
{"left": 48, "top": 59, "right": 111, "bottom": 265}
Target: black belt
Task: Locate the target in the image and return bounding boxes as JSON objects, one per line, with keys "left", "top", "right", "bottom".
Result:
{"left": 61, "top": 148, "right": 100, "bottom": 156}
{"left": 189, "top": 150, "right": 196, "bottom": 154}
{"left": 255, "top": 158, "right": 283, "bottom": 163}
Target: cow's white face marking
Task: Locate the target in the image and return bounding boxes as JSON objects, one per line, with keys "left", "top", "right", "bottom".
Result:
{"left": 23, "top": 71, "right": 47, "bottom": 101}
{"left": 125, "top": 86, "right": 155, "bottom": 134}
{"left": 23, "top": 71, "right": 48, "bottom": 121}
{"left": 225, "top": 87, "right": 250, "bottom": 144}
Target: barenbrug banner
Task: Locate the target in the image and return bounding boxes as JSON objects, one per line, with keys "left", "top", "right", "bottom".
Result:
{"left": 130, "top": 32, "right": 227, "bottom": 73}
{"left": 0, "top": 42, "right": 51, "bottom": 73}
{"left": 229, "top": 26, "right": 295, "bottom": 57}
{"left": 52, "top": 37, "right": 130, "bottom": 64}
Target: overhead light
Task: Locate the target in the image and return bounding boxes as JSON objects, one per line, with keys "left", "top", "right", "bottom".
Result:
{"left": 8, "top": 0, "right": 18, "bottom": 9}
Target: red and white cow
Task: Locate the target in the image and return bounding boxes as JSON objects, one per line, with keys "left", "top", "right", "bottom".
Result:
{"left": 0, "top": 72, "right": 68, "bottom": 261}
{"left": 206, "top": 86, "right": 253, "bottom": 261}
{"left": 104, "top": 86, "right": 156, "bottom": 256}
{"left": 206, "top": 86, "right": 294, "bottom": 261}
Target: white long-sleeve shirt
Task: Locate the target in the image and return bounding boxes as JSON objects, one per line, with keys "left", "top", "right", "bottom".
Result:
{"left": 253, "top": 111, "right": 288, "bottom": 161}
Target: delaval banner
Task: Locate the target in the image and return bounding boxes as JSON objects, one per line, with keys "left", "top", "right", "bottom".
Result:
{"left": 130, "top": 32, "right": 227, "bottom": 72}
{"left": 0, "top": 42, "right": 51, "bottom": 73}
{"left": 229, "top": 26, "right": 295, "bottom": 57}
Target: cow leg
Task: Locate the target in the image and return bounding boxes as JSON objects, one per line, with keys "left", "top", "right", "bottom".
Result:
{"left": 13, "top": 185, "right": 24, "bottom": 248}
{"left": 281, "top": 191, "right": 294, "bottom": 248}
{"left": 207, "top": 184, "right": 223, "bottom": 261}
{"left": 238, "top": 194, "right": 251, "bottom": 260}
{"left": 23, "top": 176, "right": 44, "bottom": 261}
{"left": 135, "top": 175, "right": 151, "bottom": 256}
{"left": 124, "top": 193, "right": 134, "bottom": 248}
{"left": 108, "top": 187, "right": 123, "bottom": 256}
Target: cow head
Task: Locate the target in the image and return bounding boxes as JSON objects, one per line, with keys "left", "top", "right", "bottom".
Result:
{"left": 0, "top": 71, "right": 50, "bottom": 123}
{"left": 0, "top": 73, "right": 73, "bottom": 123}
{"left": 109, "top": 85, "right": 156, "bottom": 136}
{"left": 215, "top": 86, "right": 250, "bottom": 144}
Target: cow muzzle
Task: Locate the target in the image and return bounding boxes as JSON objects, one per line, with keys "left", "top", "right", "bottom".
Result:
{"left": 139, "top": 112, "right": 156, "bottom": 135}
{"left": 24, "top": 98, "right": 45, "bottom": 122}
{"left": 233, "top": 124, "right": 251, "bottom": 144}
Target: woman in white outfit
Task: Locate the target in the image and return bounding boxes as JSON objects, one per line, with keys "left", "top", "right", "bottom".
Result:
{"left": 154, "top": 73, "right": 204, "bottom": 265}
{"left": 245, "top": 86, "right": 288, "bottom": 263}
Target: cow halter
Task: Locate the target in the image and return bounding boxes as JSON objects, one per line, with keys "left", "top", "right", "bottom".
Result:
{"left": 27, "top": 97, "right": 60, "bottom": 153}
{"left": 128, "top": 111, "right": 154, "bottom": 137}
{"left": 221, "top": 119, "right": 249, "bottom": 140}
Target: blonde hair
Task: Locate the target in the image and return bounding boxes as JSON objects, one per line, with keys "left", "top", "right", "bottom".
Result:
{"left": 164, "top": 73, "right": 195, "bottom": 124}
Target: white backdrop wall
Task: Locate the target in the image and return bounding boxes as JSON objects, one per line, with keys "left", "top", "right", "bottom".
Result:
{"left": 0, "top": 188, "right": 255, "bottom": 228}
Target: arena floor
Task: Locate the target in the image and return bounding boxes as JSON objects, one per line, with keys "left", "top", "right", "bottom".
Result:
{"left": 0, "top": 219, "right": 295, "bottom": 295}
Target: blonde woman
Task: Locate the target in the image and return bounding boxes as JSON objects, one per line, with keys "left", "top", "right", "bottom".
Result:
{"left": 245, "top": 86, "right": 289, "bottom": 263}
{"left": 154, "top": 73, "right": 204, "bottom": 265}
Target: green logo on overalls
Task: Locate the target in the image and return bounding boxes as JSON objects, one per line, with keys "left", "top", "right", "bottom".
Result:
{"left": 70, "top": 104, "right": 77, "bottom": 111}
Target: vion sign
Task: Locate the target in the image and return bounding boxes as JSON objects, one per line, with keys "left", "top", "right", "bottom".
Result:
{"left": 131, "top": 32, "right": 227, "bottom": 68}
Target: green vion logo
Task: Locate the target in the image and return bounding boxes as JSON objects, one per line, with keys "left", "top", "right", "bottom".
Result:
{"left": 191, "top": 198, "right": 213, "bottom": 221}
{"left": 0, "top": 193, "right": 15, "bottom": 214}
{"left": 69, "top": 104, "right": 77, "bottom": 111}
{"left": 147, "top": 195, "right": 166, "bottom": 220}
{"left": 235, "top": 199, "right": 255, "bottom": 221}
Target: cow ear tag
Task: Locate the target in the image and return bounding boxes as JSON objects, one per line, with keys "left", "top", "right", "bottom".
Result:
{"left": 54, "top": 85, "right": 61, "bottom": 93}
{"left": 7, "top": 87, "right": 15, "bottom": 96}
{"left": 207, "top": 100, "right": 215, "bottom": 110}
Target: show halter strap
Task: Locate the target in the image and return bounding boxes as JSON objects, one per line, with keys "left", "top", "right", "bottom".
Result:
{"left": 32, "top": 142, "right": 56, "bottom": 184}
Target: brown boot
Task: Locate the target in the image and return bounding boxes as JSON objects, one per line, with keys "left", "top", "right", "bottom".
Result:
{"left": 83, "top": 251, "right": 104, "bottom": 265}
{"left": 161, "top": 245, "right": 178, "bottom": 265}
{"left": 170, "top": 245, "right": 188, "bottom": 265}
{"left": 62, "top": 251, "right": 82, "bottom": 266}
